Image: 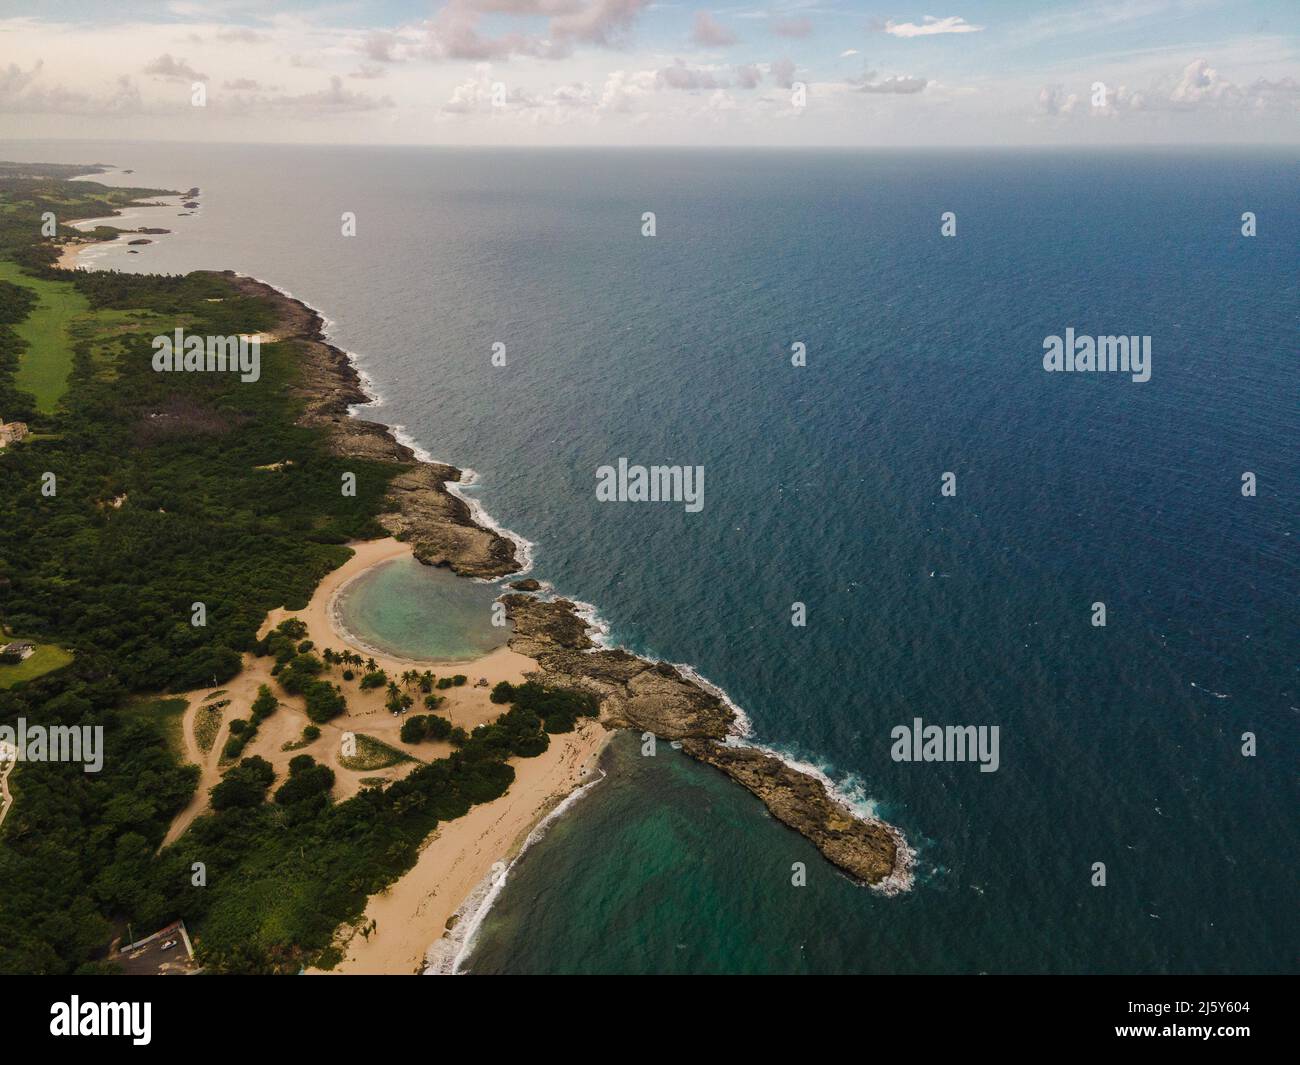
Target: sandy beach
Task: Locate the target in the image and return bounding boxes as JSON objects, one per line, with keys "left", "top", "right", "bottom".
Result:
{"left": 320, "top": 716, "right": 608, "bottom": 975}
{"left": 55, "top": 239, "right": 90, "bottom": 270}
{"left": 163, "top": 536, "right": 611, "bottom": 971}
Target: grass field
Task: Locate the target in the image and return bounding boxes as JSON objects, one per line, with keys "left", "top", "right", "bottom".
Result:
{"left": 0, "top": 643, "right": 74, "bottom": 689}
{"left": 0, "top": 259, "right": 89, "bottom": 413}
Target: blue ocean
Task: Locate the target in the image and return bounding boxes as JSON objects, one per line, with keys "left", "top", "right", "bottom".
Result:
{"left": 17, "top": 141, "right": 1297, "bottom": 973}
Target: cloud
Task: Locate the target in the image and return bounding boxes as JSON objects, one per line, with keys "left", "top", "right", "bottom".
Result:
{"left": 1036, "top": 58, "right": 1300, "bottom": 119}
{"left": 348, "top": 64, "right": 387, "bottom": 80}
{"left": 883, "top": 16, "right": 982, "bottom": 38}
{"left": 770, "top": 16, "right": 812, "bottom": 38}
{"left": 391, "top": 1, "right": 649, "bottom": 64}
{"left": 851, "top": 70, "right": 928, "bottom": 94}
{"left": 222, "top": 77, "right": 263, "bottom": 90}
{"left": 734, "top": 63, "right": 762, "bottom": 89}
{"left": 691, "top": 11, "right": 737, "bottom": 47}
{"left": 1170, "top": 57, "right": 1226, "bottom": 103}
{"left": 599, "top": 68, "right": 655, "bottom": 112}
{"left": 0, "top": 62, "right": 146, "bottom": 116}
{"left": 363, "top": 31, "right": 400, "bottom": 63}
{"left": 770, "top": 56, "right": 796, "bottom": 89}
{"left": 657, "top": 58, "right": 724, "bottom": 90}
{"left": 549, "top": 0, "right": 648, "bottom": 46}
{"left": 267, "top": 76, "right": 393, "bottom": 116}
{"left": 1037, "top": 84, "right": 1078, "bottom": 114}
{"left": 840, "top": 49, "right": 860, "bottom": 58}
{"left": 215, "top": 27, "right": 267, "bottom": 44}
{"left": 143, "top": 54, "right": 208, "bottom": 82}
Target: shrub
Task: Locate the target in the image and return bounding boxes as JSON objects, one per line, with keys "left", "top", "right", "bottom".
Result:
{"left": 210, "top": 756, "right": 275, "bottom": 810}
{"left": 399, "top": 717, "right": 427, "bottom": 744}
{"left": 250, "top": 684, "right": 278, "bottom": 722}
{"left": 303, "top": 681, "right": 346, "bottom": 724}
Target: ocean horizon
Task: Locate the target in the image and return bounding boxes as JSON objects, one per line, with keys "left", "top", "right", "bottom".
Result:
{"left": 8, "top": 140, "right": 1296, "bottom": 974}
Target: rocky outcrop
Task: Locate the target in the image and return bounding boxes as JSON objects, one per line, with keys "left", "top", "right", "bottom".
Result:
{"left": 224, "top": 270, "right": 905, "bottom": 888}
{"left": 679, "top": 741, "right": 898, "bottom": 885}
{"left": 224, "top": 272, "right": 520, "bottom": 580}
{"left": 501, "top": 594, "right": 904, "bottom": 886}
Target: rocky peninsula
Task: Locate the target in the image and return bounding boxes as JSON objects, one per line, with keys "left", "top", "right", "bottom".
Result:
{"left": 229, "top": 271, "right": 908, "bottom": 890}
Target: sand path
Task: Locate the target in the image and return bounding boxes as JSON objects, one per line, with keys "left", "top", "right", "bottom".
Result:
{"left": 0, "top": 742, "right": 16, "bottom": 831}
{"left": 158, "top": 537, "right": 610, "bottom": 971}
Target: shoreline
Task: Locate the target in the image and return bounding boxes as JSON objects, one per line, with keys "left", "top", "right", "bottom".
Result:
{"left": 55, "top": 190, "right": 190, "bottom": 270}
{"left": 68, "top": 165, "right": 912, "bottom": 968}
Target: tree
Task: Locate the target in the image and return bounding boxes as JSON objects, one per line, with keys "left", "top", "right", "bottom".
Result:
{"left": 210, "top": 756, "right": 275, "bottom": 810}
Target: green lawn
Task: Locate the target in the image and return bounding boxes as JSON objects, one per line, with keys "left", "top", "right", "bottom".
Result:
{"left": 0, "top": 643, "right": 74, "bottom": 689}
{"left": 0, "top": 259, "right": 90, "bottom": 413}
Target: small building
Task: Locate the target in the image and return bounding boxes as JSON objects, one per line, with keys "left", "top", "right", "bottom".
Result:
{"left": 1, "top": 641, "right": 34, "bottom": 661}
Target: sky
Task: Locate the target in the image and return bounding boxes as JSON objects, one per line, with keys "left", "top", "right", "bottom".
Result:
{"left": 1, "top": 1, "right": 1297, "bottom": 146}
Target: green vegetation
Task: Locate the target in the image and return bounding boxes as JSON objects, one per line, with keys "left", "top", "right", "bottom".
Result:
{"left": 0, "top": 642, "right": 73, "bottom": 689}
{"left": 274, "top": 755, "right": 334, "bottom": 808}
{"left": 0, "top": 164, "right": 609, "bottom": 976}
{"left": 193, "top": 702, "right": 225, "bottom": 754}
{"left": 399, "top": 713, "right": 454, "bottom": 745}
{"left": 210, "top": 756, "right": 275, "bottom": 811}
{"left": 0, "top": 260, "right": 89, "bottom": 412}
{"left": 337, "top": 734, "right": 411, "bottom": 772}
{"left": 490, "top": 680, "right": 599, "bottom": 734}
{"left": 359, "top": 670, "right": 387, "bottom": 690}
{"left": 122, "top": 696, "right": 189, "bottom": 760}
{"left": 220, "top": 683, "right": 278, "bottom": 762}
{"left": 281, "top": 723, "right": 322, "bottom": 752}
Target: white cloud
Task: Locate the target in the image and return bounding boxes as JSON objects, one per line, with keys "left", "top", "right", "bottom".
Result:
{"left": 883, "top": 16, "right": 982, "bottom": 38}
{"left": 851, "top": 70, "right": 928, "bottom": 94}
{"left": 658, "top": 58, "right": 725, "bottom": 90}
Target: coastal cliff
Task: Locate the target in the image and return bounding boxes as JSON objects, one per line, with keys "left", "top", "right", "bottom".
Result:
{"left": 242, "top": 271, "right": 906, "bottom": 889}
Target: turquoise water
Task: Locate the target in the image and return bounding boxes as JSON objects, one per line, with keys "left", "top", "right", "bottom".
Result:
{"left": 334, "top": 556, "right": 507, "bottom": 662}
{"left": 23, "top": 143, "right": 1297, "bottom": 973}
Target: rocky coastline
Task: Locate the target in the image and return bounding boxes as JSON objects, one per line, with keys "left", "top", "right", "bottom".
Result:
{"left": 234, "top": 270, "right": 907, "bottom": 889}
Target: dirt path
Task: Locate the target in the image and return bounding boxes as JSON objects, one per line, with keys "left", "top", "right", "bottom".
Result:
{"left": 0, "top": 742, "right": 16, "bottom": 832}
{"left": 160, "top": 537, "right": 538, "bottom": 849}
